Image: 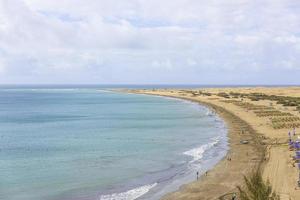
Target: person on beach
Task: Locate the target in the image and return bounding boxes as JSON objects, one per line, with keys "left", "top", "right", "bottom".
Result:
{"left": 232, "top": 193, "right": 237, "bottom": 200}
{"left": 196, "top": 171, "right": 199, "bottom": 180}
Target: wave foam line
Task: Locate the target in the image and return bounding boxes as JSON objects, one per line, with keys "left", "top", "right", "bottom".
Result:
{"left": 99, "top": 183, "right": 157, "bottom": 200}
{"left": 183, "top": 137, "right": 220, "bottom": 163}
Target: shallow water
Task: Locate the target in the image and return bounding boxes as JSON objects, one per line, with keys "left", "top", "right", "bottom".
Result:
{"left": 0, "top": 88, "right": 228, "bottom": 200}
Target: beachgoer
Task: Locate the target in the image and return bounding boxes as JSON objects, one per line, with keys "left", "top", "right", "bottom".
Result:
{"left": 232, "top": 193, "right": 237, "bottom": 200}
{"left": 196, "top": 171, "right": 199, "bottom": 180}
{"left": 205, "top": 171, "right": 208, "bottom": 176}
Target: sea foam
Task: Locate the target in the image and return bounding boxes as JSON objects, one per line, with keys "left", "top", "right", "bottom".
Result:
{"left": 99, "top": 183, "right": 157, "bottom": 200}
{"left": 183, "top": 137, "right": 220, "bottom": 163}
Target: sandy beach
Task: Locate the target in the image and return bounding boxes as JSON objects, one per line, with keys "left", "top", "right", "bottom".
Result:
{"left": 130, "top": 87, "right": 300, "bottom": 200}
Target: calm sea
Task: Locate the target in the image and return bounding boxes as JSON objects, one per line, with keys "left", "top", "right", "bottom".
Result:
{"left": 0, "top": 88, "right": 228, "bottom": 200}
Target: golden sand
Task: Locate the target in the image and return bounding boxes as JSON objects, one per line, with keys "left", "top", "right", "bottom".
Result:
{"left": 129, "top": 87, "right": 300, "bottom": 200}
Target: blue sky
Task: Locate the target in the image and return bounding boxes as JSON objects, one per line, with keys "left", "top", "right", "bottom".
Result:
{"left": 0, "top": 0, "right": 300, "bottom": 85}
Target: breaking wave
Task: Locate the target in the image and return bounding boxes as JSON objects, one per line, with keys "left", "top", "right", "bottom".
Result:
{"left": 99, "top": 183, "right": 157, "bottom": 200}
{"left": 183, "top": 137, "right": 220, "bottom": 163}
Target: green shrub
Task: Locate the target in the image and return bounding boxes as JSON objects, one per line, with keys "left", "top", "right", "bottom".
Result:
{"left": 237, "top": 171, "right": 280, "bottom": 200}
{"left": 282, "top": 101, "right": 298, "bottom": 107}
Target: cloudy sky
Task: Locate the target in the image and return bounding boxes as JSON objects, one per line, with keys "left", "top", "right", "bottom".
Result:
{"left": 0, "top": 0, "right": 300, "bottom": 85}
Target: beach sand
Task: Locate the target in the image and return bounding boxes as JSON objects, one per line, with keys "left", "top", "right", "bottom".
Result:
{"left": 129, "top": 87, "right": 300, "bottom": 200}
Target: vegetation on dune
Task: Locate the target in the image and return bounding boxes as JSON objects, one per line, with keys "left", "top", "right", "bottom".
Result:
{"left": 219, "top": 91, "right": 300, "bottom": 111}
{"left": 217, "top": 92, "right": 230, "bottom": 98}
{"left": 237, "top": 171, "right": 280, "bottom": 200}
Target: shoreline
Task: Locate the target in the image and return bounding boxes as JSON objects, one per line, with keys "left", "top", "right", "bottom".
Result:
{"left": 99, "top": 91, "right": 229, "bottom": 200}
{"left": 128, "top": 91, "right": 265, "bottom": 200}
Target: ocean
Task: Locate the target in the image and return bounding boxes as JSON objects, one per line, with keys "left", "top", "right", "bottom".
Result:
{"left": 0, "top": 87, "right": 228, "bottom": 200}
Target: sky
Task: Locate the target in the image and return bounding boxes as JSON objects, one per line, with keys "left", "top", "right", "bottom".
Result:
{"left": 0, "top": 0, "right": 300, "bottom": 85}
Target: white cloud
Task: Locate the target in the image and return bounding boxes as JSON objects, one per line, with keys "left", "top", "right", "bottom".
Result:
{"left": 187, "top": 58, "right": 197, "bottom": 66}
{"left": 0, "top": 0, "right": 300, "bottom": 84}
{"left": 0, "top": 57, "right": 6, "bottom": 74}
{"left": 152, "top": 59, "right": 173, "bottom": 70}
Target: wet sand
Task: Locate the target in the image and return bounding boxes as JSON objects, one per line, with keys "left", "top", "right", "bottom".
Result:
{"left": 162, "top": 101, "right": 264, "bottom": 200}
{"left": 129, "top": 87, "right": 300, "bottom": 200}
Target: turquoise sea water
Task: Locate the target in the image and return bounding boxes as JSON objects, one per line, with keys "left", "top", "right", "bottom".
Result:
{"left": 0, "top": 88, "right": 228, "bottom": 200}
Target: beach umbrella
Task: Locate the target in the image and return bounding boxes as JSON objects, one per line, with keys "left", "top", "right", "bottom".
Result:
{"left": 291, "top": 142, "right": 300, "bottom": 150}
{"left": 295, "top": 143, "right": 300, "bottom": 149}
{"left": 289, "top": 141, "right": 295, "bottom": 150}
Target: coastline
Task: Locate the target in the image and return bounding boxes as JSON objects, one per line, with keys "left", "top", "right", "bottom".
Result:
{"left": 98, "top": 91, "right": 229, "bottom": 200}
{"left": 162, "top": 99, "right": 264, "bottom": 200}
{"left": 128, "top": 90, "right": 265, "bottom": 200}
